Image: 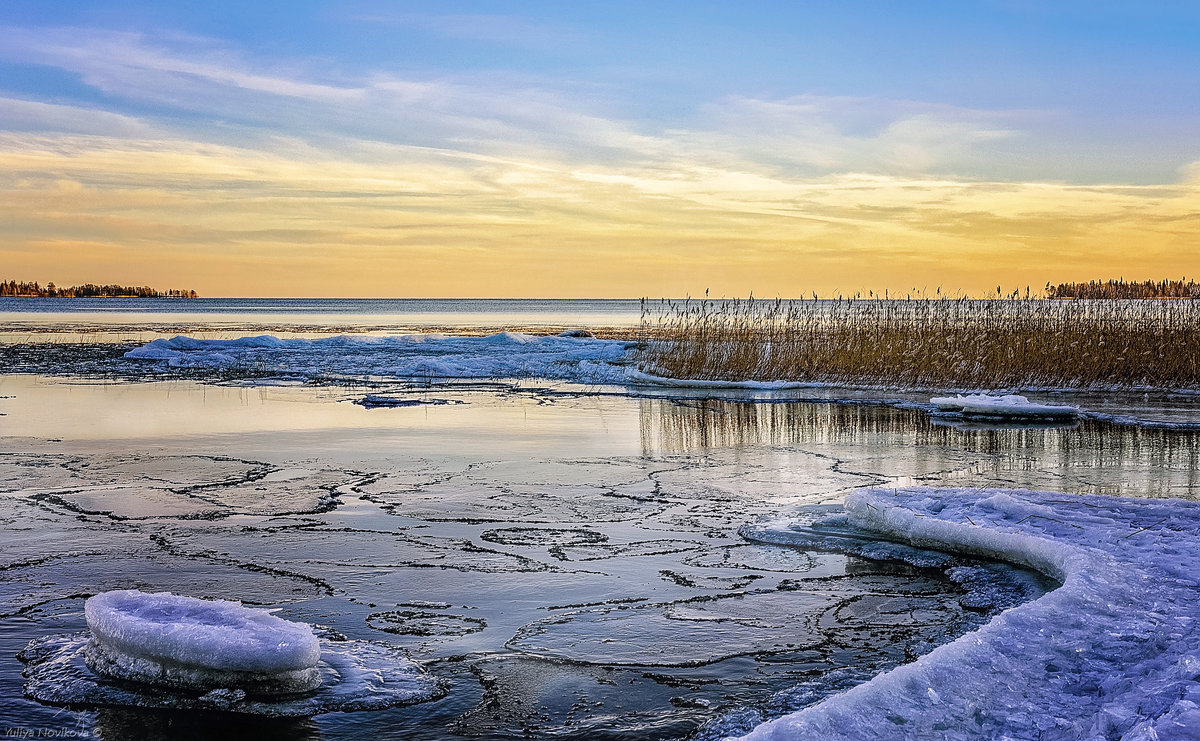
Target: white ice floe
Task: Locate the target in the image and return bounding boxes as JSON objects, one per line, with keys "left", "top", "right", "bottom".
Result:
{"left": 84, "top": 590, "right": 321, "bottom": 695}
{"left": 930, "top": 393, "right": 1079, "bottom": 419}
{"left": 22, "top": 628, "right": 445, "bottom": 716}
{"left": 124, "top": 333, "right": 636, "bottom": 385}
{"left": 736, "top": 487, "right": 1200, "bottom": 740}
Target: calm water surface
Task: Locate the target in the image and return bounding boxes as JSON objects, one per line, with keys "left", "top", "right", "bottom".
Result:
{"left": 0, "top": 298, "right": 645, "bottom": 341}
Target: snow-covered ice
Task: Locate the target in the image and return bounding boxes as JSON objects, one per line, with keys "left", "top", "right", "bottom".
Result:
{"left": 735, "top": 487, "right": 1200, "bottom": 740}
{"left": 123, "top": 333, "right": 637, "bottom": 384}
{"left": 84, "top": 590, "right": 321, "bottom": 694}
{"left": 24, "top": 591, "right": 445, "bottom": 716}
{"left": 930, "top": 393, "right": 1079, "bottom": 419}
{"left": 22, "top": 630, "right": 445, "bottom": 717}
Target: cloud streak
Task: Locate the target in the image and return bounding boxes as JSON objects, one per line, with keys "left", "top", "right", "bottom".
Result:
{"left": 0, "top": 23, "right": 1196, "bottom": 296}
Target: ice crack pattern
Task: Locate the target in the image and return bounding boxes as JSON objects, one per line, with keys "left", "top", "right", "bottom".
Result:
{"left": 5, "top": 374, "right": 1200, "bottom": 739}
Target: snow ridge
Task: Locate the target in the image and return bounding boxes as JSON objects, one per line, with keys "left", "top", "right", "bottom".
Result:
{"left": 738, "top": 487, "right": 1200, "bottom": 740}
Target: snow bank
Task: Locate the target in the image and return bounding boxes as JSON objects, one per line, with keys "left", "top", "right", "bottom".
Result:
{"left": 736, "top": 487, "right": 1200, "bottom": 740}
{"left": 930, "top": 393, "right": 1079, "bottom": 419}
{"left": 84, "top": 590, "right": 321, "bottom": 695}
{"left": 124, "top": 333, "right": 637, "bottom": 384}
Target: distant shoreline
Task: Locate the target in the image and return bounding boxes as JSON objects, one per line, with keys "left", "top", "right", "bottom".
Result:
{"left": 0, "top": 294, "right": 197, "bottom": 298}
{"left": 1, "top": 280, "right": 198, "bottom": 299}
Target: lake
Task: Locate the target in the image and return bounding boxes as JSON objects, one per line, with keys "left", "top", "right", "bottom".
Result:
{"left": 2, "top": 300, "right": 1198, "bottom": 739}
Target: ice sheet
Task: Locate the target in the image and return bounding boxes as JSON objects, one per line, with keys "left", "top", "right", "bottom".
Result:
{"left": 124, "top": 333, "right": 637, "bottom": 384}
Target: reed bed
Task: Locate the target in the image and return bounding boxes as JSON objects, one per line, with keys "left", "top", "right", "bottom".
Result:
{"left": 637, "top": 295, "right": 1200, "bottom": 390}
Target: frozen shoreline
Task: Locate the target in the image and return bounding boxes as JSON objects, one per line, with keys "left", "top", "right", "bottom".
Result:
{"left": 736, "top": 487, "right": 1200, "bottom": 740}
{"left": 109, "top": 333, "right": 1200, "bottom": 429}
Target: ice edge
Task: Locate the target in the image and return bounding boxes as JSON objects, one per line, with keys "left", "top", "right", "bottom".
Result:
{"left": 737, "top": 487, "right": 1200, "bottom": 740}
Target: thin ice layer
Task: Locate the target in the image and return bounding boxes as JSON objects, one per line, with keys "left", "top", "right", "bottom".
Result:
{"left": 123, "top": 333, "right": 636, "bottom": 384}
{"left": 737, "top": 487, "right": 1200, "bottom": 740}
{"left": 84, "top": 590, "right": 320, "bottom": 693}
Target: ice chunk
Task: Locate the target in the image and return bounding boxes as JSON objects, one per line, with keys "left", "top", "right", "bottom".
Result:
{"left": 930, "top": 393, "right": 1079, "bottom": 419}
{"left": 930, "top": 392, "right": 1024, "bottom": 412}
{"left": 22, "top": 630, "right": 445, "bottom": 716}
{"left": 84, "top": 590, "right": 321, "bottom": 695}
{"left": 123, "top": 333, "right": 637, "bottom": 384}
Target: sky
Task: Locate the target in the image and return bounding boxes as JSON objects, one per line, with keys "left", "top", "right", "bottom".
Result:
{"left": 0, "top": 1, "right": 1198, "bottom": 298}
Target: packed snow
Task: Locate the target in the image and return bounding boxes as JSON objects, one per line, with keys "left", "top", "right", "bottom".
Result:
{"left": 734, "top": 487, "right": 1200, "bottom": 740}
{"left": 84, "top": 590, "right": 322, "bottom": 694}
{"left": 124, "top": 333, "right": 637, "bottom": 384}
{"left": 930, "top": 393, "right": 1080, "bottom": 419}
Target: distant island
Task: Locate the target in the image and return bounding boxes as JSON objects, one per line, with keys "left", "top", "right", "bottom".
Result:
{"left": 0, "top": 280, "right": 198, "bottom": 298}
{"left": 1047, "top": 278, "right": 1199, "bottom": 299}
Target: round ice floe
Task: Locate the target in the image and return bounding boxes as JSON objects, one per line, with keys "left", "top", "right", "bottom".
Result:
{"left": 21, "top": 630, "right": 445, "bottom": 717}
{"left": 84, "top": 590, "right": 321, "bottom": 696}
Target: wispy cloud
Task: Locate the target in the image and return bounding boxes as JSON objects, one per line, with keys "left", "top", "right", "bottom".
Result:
{"left": 0, "top": 26, "right": 363, "bottom": 111}
{"left": 0, "top": 96, "right": 156, "bottom": 137}
{"left": 0, "top": 24, "right": 1195, "bottom": 296}
{"left": 1, "top": 122, "right": 1195, "bottom": 296}
{"left": 0, "top": 25, "right": 1036, "bottom": 178}
{"left": 686, "top": 95, "right": 1027, "bottom": 178}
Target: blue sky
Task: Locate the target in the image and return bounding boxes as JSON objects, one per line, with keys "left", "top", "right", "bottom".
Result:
{"left": 0, "top": 1, "right": 1197, "bottom": 296}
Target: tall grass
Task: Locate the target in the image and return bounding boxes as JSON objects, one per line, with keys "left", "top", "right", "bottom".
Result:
{"left": 637, "top": 294, "right": 1200, "bottom": 389}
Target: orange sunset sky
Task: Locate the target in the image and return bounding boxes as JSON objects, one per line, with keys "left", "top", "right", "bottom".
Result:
{"left": 1, "top": 2, "right": 1198, "bottom": 297}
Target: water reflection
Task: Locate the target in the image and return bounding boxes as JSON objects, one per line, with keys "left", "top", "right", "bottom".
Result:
{"left": 641, "top": 399, "right": 1200, "bottom": 499}
{"left": 94, "top": 709, "right": 322, "bottom": 741}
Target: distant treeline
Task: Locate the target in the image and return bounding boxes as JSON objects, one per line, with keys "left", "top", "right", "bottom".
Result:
{"left": 0, "top": 280, "right": 198, "bottom": 298}
{"left": 1047, "top": 278, "right": 1199, "bottom": 300}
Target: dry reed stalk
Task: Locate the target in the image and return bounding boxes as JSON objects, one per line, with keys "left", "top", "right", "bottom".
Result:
{"left": 638, "top": 295, "right": 1200, "bottom": 389}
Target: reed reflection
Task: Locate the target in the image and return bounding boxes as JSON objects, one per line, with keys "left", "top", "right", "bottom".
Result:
{"left": 640, "top": 399, "right": 1200, "bottom": 499}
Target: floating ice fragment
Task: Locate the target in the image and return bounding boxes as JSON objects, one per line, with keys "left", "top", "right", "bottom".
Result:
{"left": 22, "top": 629, "right": 445, "bottom": 717}
{"left": 84, "top": 590, "right": 321, "bottom": 696}
{"left": 930, "top": 393, "right": 1079, "bottom": 419}
{"left": 355, "top": 395, "right": 463, "bottom": 408}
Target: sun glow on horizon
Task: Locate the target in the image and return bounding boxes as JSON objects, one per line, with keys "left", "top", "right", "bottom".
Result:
{"left": 0, "top": 3, "right": 1197, "bottom": 297}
